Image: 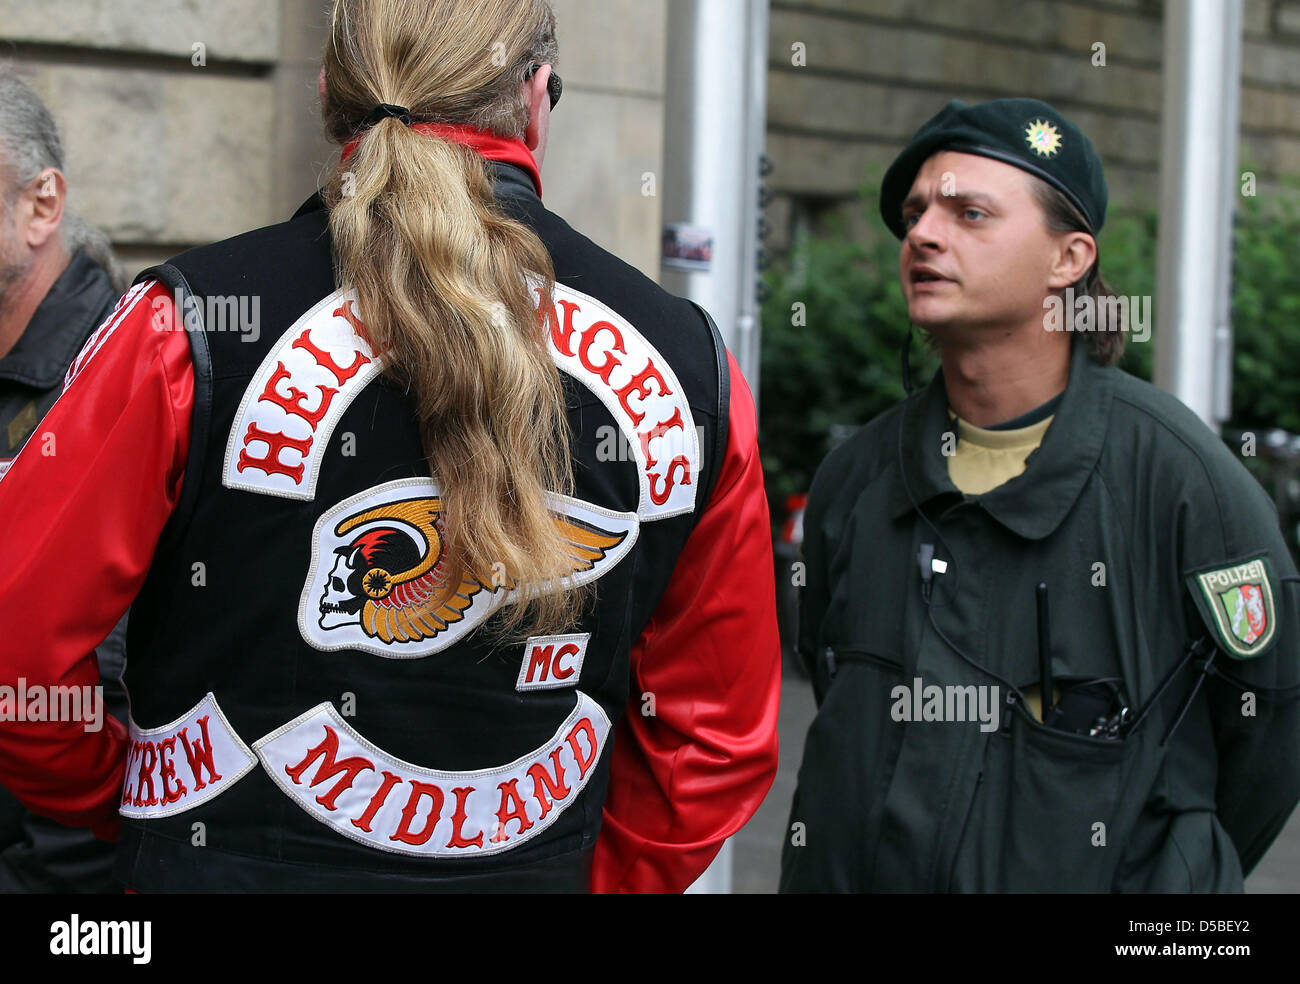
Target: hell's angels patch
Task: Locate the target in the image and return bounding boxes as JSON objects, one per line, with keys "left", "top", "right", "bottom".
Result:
{"left": 1186, "top": 555, "right": 1278, "bottom": 659}
{"left": 300, "top": 477, "right": 638, "bottom": 658}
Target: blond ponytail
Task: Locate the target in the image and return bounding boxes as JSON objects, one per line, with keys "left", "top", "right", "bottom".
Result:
{"left": 321, "top": 0, "right": 584, "bottom": 638}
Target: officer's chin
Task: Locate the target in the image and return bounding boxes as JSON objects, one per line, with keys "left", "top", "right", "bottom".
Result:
{"left": 905, "top": 299, "right": 957, "bottom": 335}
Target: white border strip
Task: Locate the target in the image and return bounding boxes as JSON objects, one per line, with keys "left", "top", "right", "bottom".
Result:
{"left": 119, "top": 692, "right": 257, "bottom": 819}
{"left": 253, "top": 692, "right": 610, "bottom": 857}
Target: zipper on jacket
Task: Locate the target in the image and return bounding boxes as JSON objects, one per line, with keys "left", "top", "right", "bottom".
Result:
{"left": 942, "top": 689, "right": 1021, "bottom": 890}
{"left": 944, "top": 737, "right": 990, "bottom": 892}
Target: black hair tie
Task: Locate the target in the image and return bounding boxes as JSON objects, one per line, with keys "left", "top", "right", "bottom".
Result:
{"left": 365, "top": 103, "right": 412, "bottom": 126}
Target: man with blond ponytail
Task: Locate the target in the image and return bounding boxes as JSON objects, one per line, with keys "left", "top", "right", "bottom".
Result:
{"left": 0, "top": 0, "right": 780, "bottom": 893}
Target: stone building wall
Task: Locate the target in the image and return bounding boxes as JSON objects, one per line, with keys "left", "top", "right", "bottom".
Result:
{"left": 6, "top": 1, "right": 1294, "bottom": 283}
{"left": 765, "top": 0, "right": 1300, "bottom": 251}
{"left": 0, "top": 0, "right": 666, "bottom": 280}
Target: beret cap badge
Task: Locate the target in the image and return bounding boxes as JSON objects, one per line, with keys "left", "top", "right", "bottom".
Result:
{"left": 1024, "top": 119, "right": 1063, "bottom": 158}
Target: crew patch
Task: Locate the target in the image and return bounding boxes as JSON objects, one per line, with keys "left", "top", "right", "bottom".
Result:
{"left": 223, "top": 289, "right": 382, "bottom": 501}
{"left": 1187, "top": 555, "right": 1278, "bottom": 659}
{"left": 119, "top": 693, "right": 257, "bottom": 818}
{"left": 516, "top": 633, "right": 590, "bottom": 691}
{"left": 534, "top": 278, "right": 700, "bottom": 521}
{"left": 253, "top": 692, "right": 610, "bottom": 858}
{"left": 300, "top": 477, "right": 637, "bottom": 658}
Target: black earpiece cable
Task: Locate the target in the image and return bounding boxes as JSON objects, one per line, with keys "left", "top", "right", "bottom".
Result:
{"left": 898, "top": 409, "right": 1027, "bottom": 702}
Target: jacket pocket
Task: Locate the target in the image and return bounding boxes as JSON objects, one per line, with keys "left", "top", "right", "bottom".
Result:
{"left": 782, "top": 645, "right": 903, "bottom": 893}
{"left": 947, "top": 696, "right": 1135, "bottom": 892}
{"left": 835, "top": 646, "right": 904, "bottom": 675}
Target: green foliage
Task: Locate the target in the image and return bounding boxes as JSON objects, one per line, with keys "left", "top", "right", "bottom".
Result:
{"left": 758, "top": 189, "right": 936, "bottom": 515}
{"left": 1229, "top": 186, "right": 1300, "bottom": 433}
{"left": 1098, "top": 210, "right": 1156, "bottom": 383}
{"left": 758, "top": 176, "right": 1300, "bottom": 522}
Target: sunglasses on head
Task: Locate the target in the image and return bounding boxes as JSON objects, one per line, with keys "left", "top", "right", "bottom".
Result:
{"left": 526, "top": 63, "right": 562, "bottom": 110}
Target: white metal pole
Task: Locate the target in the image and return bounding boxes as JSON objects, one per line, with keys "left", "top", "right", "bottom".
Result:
{"left": 660, "top": 0, "right": 768, "bottom": 390}
{"left": 659, "top": 0, "right": 770, "bottom": 894}
{"left": 1155, "top": 0, "right": 1243, "bottom": 429}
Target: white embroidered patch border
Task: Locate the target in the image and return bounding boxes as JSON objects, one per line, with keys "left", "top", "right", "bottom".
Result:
{"left": 119, "top": 693, "right": 257, "bottom": 819}
{"left": 223, "top": 289, "right": 382, "bottom": 501}
{"left": 298, "top": 477, "right": 637, "bottom": 658}
{"left": 253, "top": 692, "right": 610, "bottom": 858}
{"left": 516, "top": 633, "right": 591, "bottom": 691}
{"left": 537, "top": 279, "right": 700, "bottom": 521}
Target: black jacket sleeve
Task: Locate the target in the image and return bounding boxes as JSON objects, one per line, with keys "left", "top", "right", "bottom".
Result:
{"left": 798, "top": 449, "right": 845, "bottom": 707}
{"left": 1182, "top": 454, "right": 1300, "bottom": 876}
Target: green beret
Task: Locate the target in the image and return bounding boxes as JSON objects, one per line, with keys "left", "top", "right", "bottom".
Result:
{"left": 880, "top": 97, "right": 1108, "bottom": 239}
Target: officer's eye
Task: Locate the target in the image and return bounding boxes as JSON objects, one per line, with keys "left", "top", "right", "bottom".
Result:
{"left": 902, "top": 212, "right": 920, "bottom": 228}
{"left": 962, "top": 208, "right": 986, "bottom": 221}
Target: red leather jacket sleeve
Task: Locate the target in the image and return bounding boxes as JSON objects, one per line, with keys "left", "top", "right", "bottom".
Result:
{"left": 0, "top": 281, "right": 192, "bottom": 838}
{"left": 591, "top": 352, "right": 781, "bottom": 893}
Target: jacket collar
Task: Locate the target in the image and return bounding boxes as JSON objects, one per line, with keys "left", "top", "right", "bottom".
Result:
{"left": 488, "top": 160, "right": 543, "bottom": 207}
{"left": 0, "top": 251, "right": 115, "bottom": 389}
{"left": 294, "top": 160, "right": 542, "bottom": 221}
{"left": 340, "top": 124, "right": 542, "bottom": 198}
{"left": 887, "top": 340, "right": 1115, "bottom": 540}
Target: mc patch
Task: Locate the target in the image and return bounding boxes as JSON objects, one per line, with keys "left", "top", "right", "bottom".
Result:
{"left": 517, "top": 633, "right": 590, "bottom": 691}
{"left": 1186, "top": 555, "right": 1278, "bottom": 659}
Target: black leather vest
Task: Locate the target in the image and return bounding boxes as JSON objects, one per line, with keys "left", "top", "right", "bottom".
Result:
{"left": 116, "top": 164, "right": 729, "bottom": 892}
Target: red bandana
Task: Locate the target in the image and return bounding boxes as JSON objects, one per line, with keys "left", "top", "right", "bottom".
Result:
{"left": 340, "top": 122, "right": 542, "bottom": 197}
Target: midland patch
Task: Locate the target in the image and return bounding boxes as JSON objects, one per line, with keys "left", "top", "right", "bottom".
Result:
{"left": 1188, "top": 556, "right": 1277, "bottom": 659}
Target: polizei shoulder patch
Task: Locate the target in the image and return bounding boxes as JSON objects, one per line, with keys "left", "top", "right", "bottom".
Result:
{"left": 1186, "top": 555, "right": 1278, "bottom": 659}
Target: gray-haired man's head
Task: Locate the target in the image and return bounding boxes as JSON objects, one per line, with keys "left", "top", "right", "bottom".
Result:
{"left": 0, "top": 65, "right": 124, "bottom": 298}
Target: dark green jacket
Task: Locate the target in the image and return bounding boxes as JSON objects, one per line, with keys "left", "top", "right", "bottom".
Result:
{"left": 781, "top": 342, "right": 1300, "bottom": 893}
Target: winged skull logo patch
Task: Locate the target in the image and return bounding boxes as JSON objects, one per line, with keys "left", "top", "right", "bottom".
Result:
{"left": 301, "top": 478, "right": 638, "bottom": 657}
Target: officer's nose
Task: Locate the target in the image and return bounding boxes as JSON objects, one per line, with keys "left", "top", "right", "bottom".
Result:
{"left": 905, "top": 205, "right": 947, "bottom": 253}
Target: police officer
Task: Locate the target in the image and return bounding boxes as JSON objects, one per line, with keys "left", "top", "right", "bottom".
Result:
{"left": 0, "top": 66, "right": 129, "bottom": 893}
{"left": 781, "top": 98, "right": 1300, "bottom": 893}
{"left": 0, "top": 0, "right": 780, "bottom": 892}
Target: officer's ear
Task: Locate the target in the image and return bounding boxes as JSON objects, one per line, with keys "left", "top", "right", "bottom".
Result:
{"left": 1046, "top": 230, "right": 1096, "bottom": 290}
{"left": 22, "top": 168, "right": 66, "bottom": 251}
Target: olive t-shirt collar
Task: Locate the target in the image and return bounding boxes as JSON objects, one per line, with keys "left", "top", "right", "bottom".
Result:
{"left": 888, "top": 341, "right": 1115, "bottom": 540}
